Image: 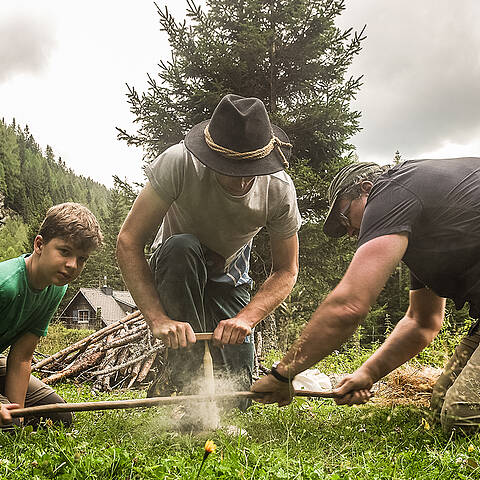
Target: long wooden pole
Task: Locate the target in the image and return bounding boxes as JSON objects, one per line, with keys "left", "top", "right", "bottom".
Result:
{"left": 10, "top": 390, "right": 340, "bottom": 418}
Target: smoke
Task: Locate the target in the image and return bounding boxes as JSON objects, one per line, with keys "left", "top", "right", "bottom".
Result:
{"left": 141, "top": 374, "right": 250, "bottom": 435}
{"left": 0, "top": 12, "right": 56, "bottom": 83}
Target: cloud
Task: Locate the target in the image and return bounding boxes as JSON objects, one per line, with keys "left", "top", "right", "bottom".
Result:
{"left": 0, "top": 12, "right": 56, "bottom": 83}
{"left": 338, "top": 0, "right": 480, "bottom": 161}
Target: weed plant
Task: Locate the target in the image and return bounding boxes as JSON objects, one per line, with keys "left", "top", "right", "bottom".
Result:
{"left": 37, "top": 324, "right": 95, "bottom": 356}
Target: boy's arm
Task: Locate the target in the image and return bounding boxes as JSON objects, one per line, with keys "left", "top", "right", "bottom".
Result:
{"left": 5, "top": 333, "right": 39, "bottom": 407}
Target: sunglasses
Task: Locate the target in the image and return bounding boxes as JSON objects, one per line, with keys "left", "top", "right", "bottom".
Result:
{"left": 338, "top": 198, "right": 353, "bottom": 228}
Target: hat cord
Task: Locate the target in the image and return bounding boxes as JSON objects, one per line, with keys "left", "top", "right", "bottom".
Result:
{"left": 204, "top": 125, "right": 291, "bottom": 168}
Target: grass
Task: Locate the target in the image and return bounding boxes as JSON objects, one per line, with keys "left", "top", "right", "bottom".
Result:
{"left": 37, "top": 323, "right": 95, "bottom": 356}
{"left": 1, "top": 326, "right": 477, "bottom": 479}
{"left": 0, "top": 383, "right": 479, "bottom": 479}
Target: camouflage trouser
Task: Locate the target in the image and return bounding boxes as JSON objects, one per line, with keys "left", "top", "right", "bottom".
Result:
{"left": 430, "top": 320, "right": 480, "bottom": 433}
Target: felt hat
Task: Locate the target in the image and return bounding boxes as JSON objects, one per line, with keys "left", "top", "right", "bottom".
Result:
{"left": 184, "top": 94, "right": 292, "bottom": 176}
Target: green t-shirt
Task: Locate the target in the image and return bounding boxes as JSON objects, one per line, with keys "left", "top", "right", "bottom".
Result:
{"left": 0, "top": 254, "right": 67, "bottom": 353}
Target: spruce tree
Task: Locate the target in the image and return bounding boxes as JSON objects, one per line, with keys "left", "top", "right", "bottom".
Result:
{"left": 117, "top": 0, "right": 366, "bottom": 344}
{"left": 118, "top": 0, "right": 364, "bottom": 173}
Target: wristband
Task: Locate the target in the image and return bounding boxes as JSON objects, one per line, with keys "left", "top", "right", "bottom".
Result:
{"left": 270, "top": 364, "right": 291, "bottom": 383}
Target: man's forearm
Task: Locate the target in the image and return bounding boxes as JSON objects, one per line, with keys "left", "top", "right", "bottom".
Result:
{"left": 277, "top": 296, "right": 363, "bottom": 378}
{"left": 237, "top": 269, "right": 297, "bottom": 328}
{"left": 116, "top": 240, "right": 168, "bottom": 329}
{"left": 359, "top": 315, "right": 439, "bottom": 383}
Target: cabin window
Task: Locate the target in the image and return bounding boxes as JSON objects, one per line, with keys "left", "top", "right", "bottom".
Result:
{"left": 77, "top": 310, "right": 90, "bottom": 324}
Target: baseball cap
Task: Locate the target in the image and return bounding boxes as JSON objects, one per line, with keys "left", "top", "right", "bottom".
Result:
{"left": 323, "top": 162, "right": 384, "bottom": 238}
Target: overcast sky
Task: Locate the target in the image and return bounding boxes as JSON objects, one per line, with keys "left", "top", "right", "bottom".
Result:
{"left": 1, "top": 1, "right": 479, "bottom": 188}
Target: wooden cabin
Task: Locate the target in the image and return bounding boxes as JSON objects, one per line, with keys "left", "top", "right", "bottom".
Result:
{"left": 59, "top": 286, "right": 136, "bottom": 329}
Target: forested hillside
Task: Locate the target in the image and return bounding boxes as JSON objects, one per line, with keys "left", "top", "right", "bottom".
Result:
{"left": 0, "top": 118, "right": 134, "bottom": 306}
{"left": 0, "top": 119, "right": 108, "bottom": 236}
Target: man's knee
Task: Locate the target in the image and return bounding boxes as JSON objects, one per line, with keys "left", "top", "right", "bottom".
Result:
{"left": 430, "top": 377, "right": 450, "bottom": 420}
{"left": 158, "top": 234, "right": 202, "bottom": 256}
{"left": 441, "top": 389, "right": 480, "bottom": 433}
{"left": 150, "top": 234, "right": 204, "bottom": 274}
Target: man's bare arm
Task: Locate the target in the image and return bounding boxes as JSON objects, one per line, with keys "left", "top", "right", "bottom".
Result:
{"left": 213, "top": 233, "right": 299, "bottom": 345}
{"left": 277, "top": 233, "right": 409, "bottom": 376}
{"left": 334, "top": 287, "right": 445, "bottom": 405}
{"left": 116, "top": 183, "right": 196, "bottom": 348}
{"left": 361, "top": 287, "right": 445, "bottom": 381}
{"left": 251, "top": 233, "right": 409, "bottom": 405}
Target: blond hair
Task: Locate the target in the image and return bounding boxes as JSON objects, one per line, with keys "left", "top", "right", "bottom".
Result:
{"left": 38, "top": 203, "right": 103, "bottom": 250}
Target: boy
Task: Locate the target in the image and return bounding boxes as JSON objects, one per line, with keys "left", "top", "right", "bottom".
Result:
{"left": 0, "top": 202, "right": 103, "bottom": 428}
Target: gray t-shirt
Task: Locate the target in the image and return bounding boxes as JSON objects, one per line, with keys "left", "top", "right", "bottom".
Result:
{"left": 145, "top": 142, "right": 302, "bottom": 286}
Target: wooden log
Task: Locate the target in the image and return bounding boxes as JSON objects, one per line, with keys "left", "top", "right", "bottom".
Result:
{"left": 43, "top": 351, "right": 106, "bottom": 385}
{"left": 136, "top": 352, "right": 158, "bottom": 384}
{"left": 91, "top": 334, "right": 116, "bottom": 391}
{"left": 10, "top": 390, "right": 342, "bottom": 417}
{"left": 92, "top": 345, "right": 164, "bottom": 377}
{"left": 33, "top": 311, "right": 144, "bottom": 371}
{"left": 40, "top": 323, "right": 149, "bottom": 377}
{"left": 114, "top": 346, "right": 131, "bottom": 378}
{"left": 127, "top": 358, "right": 144, "bottom": 388}
{"left": 59, "top": 337, "right": 93, "bottom": 367}
{"left": 82, "top": 326, "right": 148, "bottom": 360}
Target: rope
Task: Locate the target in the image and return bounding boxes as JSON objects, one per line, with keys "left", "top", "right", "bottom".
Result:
{"left": 204, "top": 125, "right": 291, "bottom": 168}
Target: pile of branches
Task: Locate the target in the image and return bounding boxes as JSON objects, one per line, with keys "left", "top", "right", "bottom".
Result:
{"left": 32, "top": 311, "right": 165, "bottom": 392}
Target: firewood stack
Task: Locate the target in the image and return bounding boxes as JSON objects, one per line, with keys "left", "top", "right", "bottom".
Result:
{"left": 32, "top": 311, "right": 165, "bottom": 392}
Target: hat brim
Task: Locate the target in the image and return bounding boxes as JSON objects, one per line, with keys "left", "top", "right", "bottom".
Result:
{"left": 323, "top": 195, "right": 348, "bottom": 238}
{"left": 184, "top": 120, "right": 291, "bottom": 176}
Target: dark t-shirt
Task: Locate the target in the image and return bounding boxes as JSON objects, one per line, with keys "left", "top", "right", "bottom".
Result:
{"left": 357, "top": 157, "right": 480, "bottom": 318}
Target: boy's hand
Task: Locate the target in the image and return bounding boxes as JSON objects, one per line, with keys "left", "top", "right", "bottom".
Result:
{"left": 0, "top": 403, "right": 20, "bottom": 426}
{"left": 150, "top": 318, "right": 196, "bottom": 349}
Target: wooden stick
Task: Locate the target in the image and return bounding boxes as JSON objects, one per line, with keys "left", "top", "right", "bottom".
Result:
{"left": 10, "top": 390, "right": 340, "bottom": 418}
{"left": 33, "top": 311, "right": 144, "bottom": 370}
{"left": 203, "top": 340, "right": 215, "bottom": 395}
{"left": 195, "top": 333, "right": 213, "bottom": 341}
{"left": 42, "top": 351, "right": 106, "bottom": 385}
{"left": 136, "top": 352, "right": 158, "bottom": 384}
{"left": 92, "top": 345, "right": 164, "bottom": 377}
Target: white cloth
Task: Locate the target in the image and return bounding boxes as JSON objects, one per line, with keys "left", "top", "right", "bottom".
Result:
{"left": 292, "top": 369, "right": 332, "bottom": 392}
